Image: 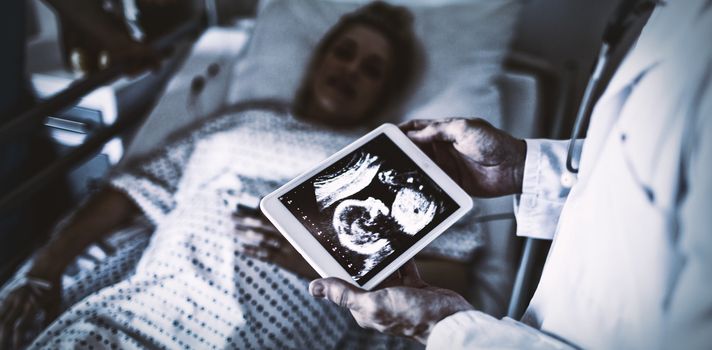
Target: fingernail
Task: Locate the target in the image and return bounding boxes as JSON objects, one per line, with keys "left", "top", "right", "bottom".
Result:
{"left": 309, "top": 282, "right": 324, "bottom": 298}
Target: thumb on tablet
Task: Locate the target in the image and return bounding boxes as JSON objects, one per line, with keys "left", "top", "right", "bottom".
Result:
{"left": 309, "top": 278, "right": 366, "bottom": 311}
{"left": 404, "top": 119, "right": 462, "bottom": 144}
{"left": 399, "top": 119, "right": 431, "bottom": 132}
{"left": 406, "top": 125, "right": 450, "bottom": 144}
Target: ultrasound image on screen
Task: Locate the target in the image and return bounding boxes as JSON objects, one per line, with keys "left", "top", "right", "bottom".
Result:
{"left": 279, "top": 134, "right": 459, "bottom": 285}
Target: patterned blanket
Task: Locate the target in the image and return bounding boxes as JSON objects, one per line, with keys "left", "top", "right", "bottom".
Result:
{"left": 4, "top": 105, "right": 482, "bottom": 349}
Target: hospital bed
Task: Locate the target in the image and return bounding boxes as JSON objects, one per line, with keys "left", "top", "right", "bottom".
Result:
{"left": 0, "top": 0, "right": 570, "bottom": 346}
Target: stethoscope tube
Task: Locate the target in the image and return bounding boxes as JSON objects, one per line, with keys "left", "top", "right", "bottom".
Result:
{"left": 565, "top": 43, "right": 610, "bottom": 174}
{"left": 564, "top": 0, "right": 659, "bottom": 175}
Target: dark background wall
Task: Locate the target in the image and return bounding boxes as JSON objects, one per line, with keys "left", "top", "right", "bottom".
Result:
{"left": 510, "top": 0, "right": 622, "bottom": 136}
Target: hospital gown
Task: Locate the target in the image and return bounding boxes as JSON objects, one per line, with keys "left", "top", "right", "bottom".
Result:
{"left": 25, "top": 106, "right": 358, "bottom": 349}
{"left": 24, "top": 105, "right": 481, "bottom": 349}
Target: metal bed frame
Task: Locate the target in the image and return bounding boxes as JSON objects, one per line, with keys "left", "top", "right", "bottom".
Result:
{"left": 501, "top": 53, "right": 567, "bottom": 319}
{"left": 0, "top": 19, "right": 202, "bottom": 284}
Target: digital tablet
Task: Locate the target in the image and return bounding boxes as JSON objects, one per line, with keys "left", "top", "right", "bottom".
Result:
{"left": 260, "top": 123, "right": 473, "bottom": 290}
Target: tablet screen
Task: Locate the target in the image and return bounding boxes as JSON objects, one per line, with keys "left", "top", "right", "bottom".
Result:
{"left": 279, "top": 134, "right": 459, "bottom": 285}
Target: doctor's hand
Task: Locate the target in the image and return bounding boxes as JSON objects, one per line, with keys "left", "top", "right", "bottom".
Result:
{"left": 400, "top": 118, "right": 526, "bottom": 197}
{"left": 308, "top": 261, "right": 473, "bottom": 344}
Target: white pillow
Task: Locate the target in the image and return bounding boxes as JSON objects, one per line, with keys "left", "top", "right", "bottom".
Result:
{"left": 227, "top": 0, "right": 522, "bottom": 124}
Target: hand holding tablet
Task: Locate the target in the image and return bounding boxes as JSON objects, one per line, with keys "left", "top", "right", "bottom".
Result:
{"left": 260, "top": 123, "right": 472, "bottom": 290}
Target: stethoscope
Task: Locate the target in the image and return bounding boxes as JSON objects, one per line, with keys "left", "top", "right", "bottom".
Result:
{"left": 564, "top": 0, "right": 660, "bottom": 176}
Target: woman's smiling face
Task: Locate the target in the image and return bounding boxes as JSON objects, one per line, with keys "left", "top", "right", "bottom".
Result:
{"left": 309, "top": 24, "right": 394, "bottom": 125}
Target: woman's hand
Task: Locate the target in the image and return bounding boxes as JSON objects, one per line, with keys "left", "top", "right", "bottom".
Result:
{"left": 233, "top": 212, "right": 319, "bottom": 280}
{"left": 0, "top": 188, "right": 137, "bottom": 349}
{"left": 309, "top": 260, "right": 474, "bottom": 344}
{"left": 0, "top": 276, "right": 60, "bottom": 350}
{"left": 400, "top": 118, "right": 526, "bottom": 197}
{"left": 233, "top": 212, "right": 284, "bottom": 260}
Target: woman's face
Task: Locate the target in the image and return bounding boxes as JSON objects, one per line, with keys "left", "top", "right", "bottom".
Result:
{"left": 309, "top": 25, "right": 394, "bottom": 125}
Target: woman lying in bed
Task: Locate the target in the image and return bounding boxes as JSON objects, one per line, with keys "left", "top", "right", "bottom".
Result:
{"left": 0, "top": 2, "right": 481, "bottom": 349}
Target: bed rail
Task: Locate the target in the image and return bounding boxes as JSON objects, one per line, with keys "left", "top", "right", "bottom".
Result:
{"left": 0, "top": 20, "right": 201, "bottom": 213}
{"left": 501, "top": 52, "right": 566, "bottom": 319}
{"left": 0, "top": 19, "right": 202, "bottom": 284}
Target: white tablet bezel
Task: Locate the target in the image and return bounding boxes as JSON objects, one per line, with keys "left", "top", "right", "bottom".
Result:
{"left": 260, "top": 123, "right": 473, "bottom": 290}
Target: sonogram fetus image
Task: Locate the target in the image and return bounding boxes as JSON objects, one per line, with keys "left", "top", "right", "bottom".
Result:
{"left": 280, "top": 134, "right": 458, "bottom": 285}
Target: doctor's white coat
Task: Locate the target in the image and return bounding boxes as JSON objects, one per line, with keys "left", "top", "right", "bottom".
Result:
{"left": 428, "top": 1, "right": 712, "bottom": 348}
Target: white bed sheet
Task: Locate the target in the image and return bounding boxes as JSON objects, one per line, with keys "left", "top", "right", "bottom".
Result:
{"left": 122, "top": 27, "right": 539, "bottom": 163}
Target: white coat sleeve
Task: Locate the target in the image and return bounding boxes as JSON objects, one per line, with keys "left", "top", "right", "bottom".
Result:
{"left": 514, "top": 139, "right": 582, "bottom": 239}
{"left": 662, "top": 75, "right": 712, "bottom": 349}
{"left": 426, "top": 311, "right": 575, "bottom": 349}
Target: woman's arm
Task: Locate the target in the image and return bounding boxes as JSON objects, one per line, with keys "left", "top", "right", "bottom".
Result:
{"left": 27, "top": 188, "right": 140, "bottom": 281}
{"left": 0, "top": 188, "right": 140, "bottom": 349}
